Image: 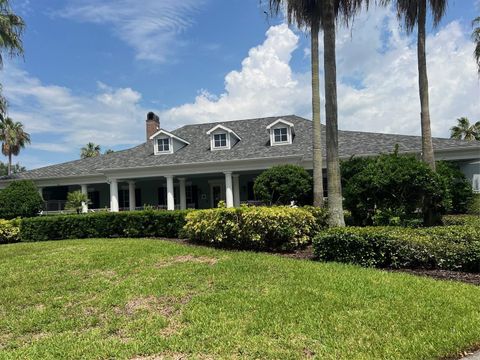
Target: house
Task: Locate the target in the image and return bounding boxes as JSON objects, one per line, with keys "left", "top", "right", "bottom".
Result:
{"left": 0, "top": 113, "right": 479, "bottom": 212}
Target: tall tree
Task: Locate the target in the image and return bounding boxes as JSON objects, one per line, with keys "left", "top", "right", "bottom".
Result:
{"left": 266, "top": 0, "right": 324, "bottom": 208}
{"left": 0, "top": 161, "right": 25, "bottom": 176}
{"left": 473, "top": 16, "right": 480, "bottom": 75}
{"left": 0, "top": 0, "right": 25, "bottom": 115}
{"left": 80, "top": 142, "right": 101, "bottom": 159}
{"left": 382, "top": 0, "right": 447, "bottom": 171}
{"left": 0, "top": 117, "right": 30, "bottom": 175}
{"left": 265, "top": 1, "right": 366, "bottom": 226}
{"left": 450, "top": 117, "right": 480, "bottom": 141}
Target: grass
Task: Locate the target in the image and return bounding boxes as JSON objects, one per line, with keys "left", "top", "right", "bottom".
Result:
{"left": 0, "top": 239, "right": 480, "bottom": 360}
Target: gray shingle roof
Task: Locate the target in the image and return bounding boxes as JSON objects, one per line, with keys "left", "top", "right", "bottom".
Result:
{"left": 3, "top": 115, "right": 479, "bottom": 180}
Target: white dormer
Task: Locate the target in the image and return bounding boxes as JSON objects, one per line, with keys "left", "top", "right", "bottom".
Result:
{"left": 267, "top": 119, "right": 294, "bottom": 146}
{"left": 206, "top": 124, "right": 241, "bottom": 151}
{"left": 149, "top": 129, "right": 189, "bottom": 155}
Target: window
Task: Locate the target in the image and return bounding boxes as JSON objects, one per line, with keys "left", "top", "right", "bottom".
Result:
{"left": 214, "top": 133, "right": 227, "bottom": 148}
{"left": 157, "top": 138, "right": 170, "bottom": 152}
{"left": 273, "top": 127, "right": 288, "bottom": 143}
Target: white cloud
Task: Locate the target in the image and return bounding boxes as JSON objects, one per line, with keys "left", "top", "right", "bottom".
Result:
{"left": 162, "top": 24, "right": 311, "bottom": 127}
{"left": 1, "top": 65, "right": 147, "bottom": 149}
{"left": 163, "top": 7, "right": 480, "bottom": 138}
{"left": 59, "top": 0, "right": 204, "bottom": 63}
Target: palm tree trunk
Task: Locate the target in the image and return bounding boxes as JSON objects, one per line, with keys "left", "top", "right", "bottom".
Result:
{"left": 311, "top": 22, "right": 324, "bottom": 208}
{"left": 7, "top": 152, "right": 11, "bottom": 176}
{"left": 417, "top": 0, "right": 436, "bottom": 171}
{"left": 323, "top": 0, "right": 345, "bottom": 227}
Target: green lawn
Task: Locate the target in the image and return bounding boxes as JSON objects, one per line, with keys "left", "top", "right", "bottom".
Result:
{"left": 1, "top": 239, "right": 480, "bottom": 360}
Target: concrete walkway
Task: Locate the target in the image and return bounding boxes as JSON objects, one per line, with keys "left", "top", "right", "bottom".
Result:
{"left": 461, "top": 351, "right": 480, "bottom": 360}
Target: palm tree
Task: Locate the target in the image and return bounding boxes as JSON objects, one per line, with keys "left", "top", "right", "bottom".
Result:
{"left": 473, "top": 16, "right": 480, "bottom": 75}
{"left": 265, "top": 0, "right": 365, "bottom": 226}
{"left": 381, "top": 0, "right": 447, "bottom": 171}
{"left": 450, "top": 117, "right": 480, "bottom": 141}
{"left": 0, "top": 117, "right": 30, "bottom": 175}
{"left": 266, "top": 0, "right": 324, "bottom": 208}
{"left": 80, "top": 142, "right": 101, "bottom": 159}
{"left": 0, "top": 0, "right": 25, "bottom": 115}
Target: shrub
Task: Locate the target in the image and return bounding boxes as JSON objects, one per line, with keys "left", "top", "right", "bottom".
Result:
{"left": 0, "top": 219, "right": 20, "bottom": 244}
{"left": 469, "top": 194, "right": 480, "bottom": 215}
{"left": 313, "top": 226, "right": 480, "bottom": 272}
{"left": 0, "top": 180, "right": 44, "bottom": 219}
{"left": 436, "top": 161, "right": 473, "bottom": 214}
{"left": 443, "top": 214, "right": 480, "bottom": 227}
{"left": 253, "top": 165, "right": 312, "bottom": 206}
{"left": 20, "top": 210, "right": 189, "bottom": 242}
{"left": 341, "top": 152, "right": 447, "bottom": 226}
{"left": 183, "top": 206, "right": 317, "bottom": 251}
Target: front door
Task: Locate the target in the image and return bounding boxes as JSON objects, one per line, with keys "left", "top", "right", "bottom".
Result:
{"left": 211, "top": 184, "right": 225, "bottom": 208}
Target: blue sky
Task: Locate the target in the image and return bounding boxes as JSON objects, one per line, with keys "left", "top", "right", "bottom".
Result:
{"left": 2, "top": 0, "right": 479, "bottom": 169}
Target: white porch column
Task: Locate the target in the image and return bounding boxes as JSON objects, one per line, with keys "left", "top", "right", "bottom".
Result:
{"left": 232, "top": 174, "right": 240, "bottom": 207}
{"left": 38, "top": 187, "right": 43, "bottom": 199}
{"left": 225, "top": 171, "right": 234, "bottom": 208}
{"left": 80, "top": 184, "right": 88, "bottom": 213}
{"left": 109, "top": 179, "right": 119, "bottom": 212}
{"left": 166, "top": 175, "right": 175, "bottom": 211}
{"left": 178, "top": 178, "right": 187, "bottom": 210}
{"left": 128, "top": 181, "right": 136, "bottom": 211}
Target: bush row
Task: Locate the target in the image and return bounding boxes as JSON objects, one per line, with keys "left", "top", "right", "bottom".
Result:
{"left": 313, "top": 226, "right": 480, "bottom": 272}
{"left": 20, "top": 210, "right": 190, "bottom": 242}
{"left": 0, "top": 219, "right": 20, "bottom": 244}
{"left": 443, "top": 214, "right": 480, "bottom": 227}
{"left": 183, "top": 206, "right": 325, "bottom": 251}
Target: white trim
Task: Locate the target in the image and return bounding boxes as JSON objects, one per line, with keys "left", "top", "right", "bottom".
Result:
{"left": 149, "top": 129, "right": 190, "bottom": 144}
{"left": 206, "top": 124, "right": 241, "bottom": 140}
{"left": 266, "top": 118, "right": 294, "bottom": 129}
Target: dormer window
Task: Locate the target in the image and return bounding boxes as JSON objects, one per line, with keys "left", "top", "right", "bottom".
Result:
{"left": 214, "top": 133, "right": 227, "bottom": 148}
{"left": 207, "top": 124, "right": 241, "bottom": 151}
{"left": 157, "top": 138, "right": 170, "bottom": 153}
{"left": 267, "top": 118, "right": 294, "bottom": 146}
{"left": 149, "top": 129, "right": 190, "bottom": 155}
{"left": 273, "top": 128, "right": 288, "bottom": 143}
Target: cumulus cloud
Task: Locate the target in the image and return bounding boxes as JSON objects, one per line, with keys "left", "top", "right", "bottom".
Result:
{"left": 58, "top": 0, "right": 204, "bottom": 63}
{"left": 1, "top": 65, "right": 147, "bottom": 150}
{"left": 162, "top": 24, "right": 311, "bottom": 126}
{"left": 163, "top": 7, "right": 479, "bottom": 137}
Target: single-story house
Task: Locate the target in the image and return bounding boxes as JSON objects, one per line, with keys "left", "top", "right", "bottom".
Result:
{"left": 1, "top": 113, "right": 479, "bottom": 212}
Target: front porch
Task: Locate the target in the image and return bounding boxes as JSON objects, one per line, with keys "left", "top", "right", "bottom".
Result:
{"left": 40, "top": 171, "right": 263, "bottom": 213}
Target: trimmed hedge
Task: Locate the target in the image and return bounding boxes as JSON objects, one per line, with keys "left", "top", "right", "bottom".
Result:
{"left": 20, "top": 210, "right": 190, "bottom": 242}
{"left": 0, "top": 219, "right": 20, "bottom": 244}
{"left": 183, "top": 206, "right": 319, "bottom": 251}
{"left": 313, "top": 226, "right": 480, "bottom": 272}
{"left": 443, "top": 214, "right": 480, "bottom": 227}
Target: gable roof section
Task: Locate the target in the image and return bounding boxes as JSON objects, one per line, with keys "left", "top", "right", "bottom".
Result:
{"left": 149, "top": 129, "right": 190, "bottom": 144}
{"left": 266, "top": 118, "right": 294, "bottom": 130}
{"left": 2, "top": 115, "right": 479, "bottom": 181}
{"left": 206, "top": 124, "right": 241, "bottom": 140}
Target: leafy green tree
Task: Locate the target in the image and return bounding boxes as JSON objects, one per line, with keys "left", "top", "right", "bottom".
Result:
{"left": 342, "top": 153, "right": 447, "bottom": 226}
{"left": 0, "top": 161, "right": 24, "bottom": 176}
{"left": 450, "top": 117, "right": 480, "bottom": 141}
{"left": 265, "top": 0, "right": 366, "bottom": 227}
{"left": 436, "top": 161, "right": 473, "bottom": 214}
{"left": 0, "top": 117, "right": 30, "bottom": 175}
{"left": 0, "top": 180, "right": 43, "bottom": 219}
{"left": 65, "top": 190, "right": 90, "bottom": 214}
{"left": 0, "top": 0, "right": 25, "bottom": 115}
{"left": 473, "top": 16, "right": 480, "bottom": 75}
{"left": 253, "top": 164, "right": 312, "bottom": 206}
{"left": 381, "top": 0, "right": 447, "bottom": 171}
{"left": 80, "top": 142, "right": 101, "bottom": 159}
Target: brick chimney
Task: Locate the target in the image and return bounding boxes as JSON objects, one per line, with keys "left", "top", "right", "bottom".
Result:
{"left": 146, "top": 112, "right": 160, "bottom": 141}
